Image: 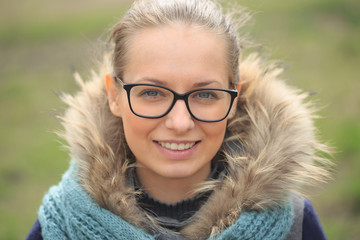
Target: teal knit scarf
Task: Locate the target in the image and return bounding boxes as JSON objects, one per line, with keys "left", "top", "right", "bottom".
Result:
{"left": 38, "top": 164, "right": 294, "bottom": 240}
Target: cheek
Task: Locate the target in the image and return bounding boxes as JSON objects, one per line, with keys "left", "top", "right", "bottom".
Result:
{"left": 201, "top": 121, "right": 228, "bottom": 147}
{"left": 119, "top": 95, "right": 138, "bottom": 135}
{"left": 120, "top": 102, "right": 157, "bottom": 154}
{"left": 122, "top": 106, "right": 148, "bottom": 141}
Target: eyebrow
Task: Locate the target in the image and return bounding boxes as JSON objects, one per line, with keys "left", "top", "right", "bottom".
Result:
{"left": 134, "top": 78, "right": 166, "bottom": 85}
{"left": 193, "top": 80, "right": 221, "bottom": 88}
{"left": 135, "top": 78, "right": 223, "bottom": 88}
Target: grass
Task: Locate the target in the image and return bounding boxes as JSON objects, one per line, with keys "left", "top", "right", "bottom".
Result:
{"left": 1, "top": 0, "right": 359, "bottom": 239}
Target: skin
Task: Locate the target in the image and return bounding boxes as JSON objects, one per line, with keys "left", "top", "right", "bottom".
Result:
{"left": 107, "top": 24, "right": 236, "bottom": 204}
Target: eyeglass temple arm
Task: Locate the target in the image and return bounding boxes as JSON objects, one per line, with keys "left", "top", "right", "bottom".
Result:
{"left": 113, "top": 73, "right": 125, "bottom": 85}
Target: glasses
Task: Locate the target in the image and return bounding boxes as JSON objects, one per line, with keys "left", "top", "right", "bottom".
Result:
{"left": 116, "top": 77, "right": 238, "bottom": 122}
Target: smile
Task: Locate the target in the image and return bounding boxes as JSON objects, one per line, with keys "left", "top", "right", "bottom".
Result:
{"left": 157, "top": 141, "right": 196, "bottom": 151}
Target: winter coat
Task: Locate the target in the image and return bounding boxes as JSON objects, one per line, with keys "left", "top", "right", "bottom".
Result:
{"left": 26, "top": 53, "right": 330, "bottom": 239}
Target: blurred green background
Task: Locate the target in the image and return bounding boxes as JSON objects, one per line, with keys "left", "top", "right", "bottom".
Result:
{"left": 0, "top": 0, "right": 359, "bottom": 239}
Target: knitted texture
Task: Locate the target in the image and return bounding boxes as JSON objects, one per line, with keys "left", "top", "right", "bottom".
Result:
{"left": 38, "top": 163, "right": 155, "bottom": 240}
{"left": 38, "top": 163, "right": 294, "bottom": 240}
{"left": 212, "top": 204, "right": 294, "bottom": 240}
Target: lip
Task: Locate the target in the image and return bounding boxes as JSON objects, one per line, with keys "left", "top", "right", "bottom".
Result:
{"left": 154, "top": 140, "right": 200, "bottom": 159}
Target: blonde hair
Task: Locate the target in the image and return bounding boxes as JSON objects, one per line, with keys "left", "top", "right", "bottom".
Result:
{"left": 110, "top": 0, "right": 249, "bottom": 84}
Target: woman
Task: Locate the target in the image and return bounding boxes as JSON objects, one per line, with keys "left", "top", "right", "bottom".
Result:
{"left": 27, "top": 0, "right": 331, "bottom": 239}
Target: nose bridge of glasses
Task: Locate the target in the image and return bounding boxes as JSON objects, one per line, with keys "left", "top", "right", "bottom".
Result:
{"left": 170, "top": 90, "right": 193, "bottom": 113}
{"left": 164, "top": 90, "right": 192, "bottom": 119}
{"left": 172, "top": 90, "right": 189, "bottom": 101}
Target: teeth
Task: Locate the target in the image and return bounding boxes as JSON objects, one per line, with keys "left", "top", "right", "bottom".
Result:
{"left": 159, "top": 141, "right": 196, "bottom": 150}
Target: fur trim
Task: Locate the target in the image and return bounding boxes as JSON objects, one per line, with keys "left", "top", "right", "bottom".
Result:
{"left": 59, "top": 52, "right": 331, "bottom": 239}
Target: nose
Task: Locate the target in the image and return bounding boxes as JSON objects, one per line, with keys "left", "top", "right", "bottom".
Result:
{"left": 164, "top": 100, "right": 195, "bottom": 132}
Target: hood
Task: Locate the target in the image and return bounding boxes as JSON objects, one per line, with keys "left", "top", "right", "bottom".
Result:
{"left": 59, "top": 53, "right": 331, "bottom": 239}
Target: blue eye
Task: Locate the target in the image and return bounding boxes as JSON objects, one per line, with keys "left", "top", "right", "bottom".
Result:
{"left": 141, "top": 90, "right": 160, "bottom": 97}
{"left": 136, "top": 87, "right": 170, "bottom": 101}
{"left": 196, "top": 91, "right": 216, "bottom": 99}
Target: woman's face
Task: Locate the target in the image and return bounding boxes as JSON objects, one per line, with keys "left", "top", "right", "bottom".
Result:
{"left": 110, "top": 25, "right": 233, "bottom": 184}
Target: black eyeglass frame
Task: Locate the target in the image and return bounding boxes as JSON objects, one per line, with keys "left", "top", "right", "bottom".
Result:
{"left": 115, "top": 76, "right": 238, "bottom": 123}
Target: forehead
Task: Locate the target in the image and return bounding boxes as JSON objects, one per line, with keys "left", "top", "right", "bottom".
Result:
{"left": 123, "top": 25, "right": 230, "bottom": 87}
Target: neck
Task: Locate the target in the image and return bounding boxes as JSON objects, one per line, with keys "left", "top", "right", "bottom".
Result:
{"left": 136, "top": 164, "right": 211, "bottom": 204}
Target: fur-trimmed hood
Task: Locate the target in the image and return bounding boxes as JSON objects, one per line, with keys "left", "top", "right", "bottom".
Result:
{"left": 59, "top": 53, "right": 330, "bottom": 239}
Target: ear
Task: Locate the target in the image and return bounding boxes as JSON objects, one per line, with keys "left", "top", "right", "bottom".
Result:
{"left": 228, "top": 82, "right": 241, "bottom": 119}
{"left": 236, "top": 82, "right": 242, "bottom": 93}
{"left": 106, "top": 74, "right": 122, "bottom": 117}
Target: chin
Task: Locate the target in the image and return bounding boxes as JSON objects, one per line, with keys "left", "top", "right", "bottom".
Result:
{"left": 159, "top": 167, "right": 194, "bottom": 179}
{"left": 159, "top": 162, "right": 209, "bottom": 180}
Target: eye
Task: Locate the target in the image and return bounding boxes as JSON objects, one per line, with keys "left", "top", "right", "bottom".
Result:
{"left": 141, "top": 89, "right": 160, "bottom": 97}
{"left": 134, "top": 87, "right": 170, "bottom": 101}
{"left": 195, "top": 91, "right": 218, "bottom": 99}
